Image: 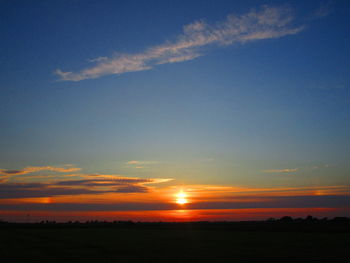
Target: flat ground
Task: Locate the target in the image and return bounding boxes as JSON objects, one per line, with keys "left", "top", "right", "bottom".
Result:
{"left": 1, "top": 224, "right": 349, "bottom": 262}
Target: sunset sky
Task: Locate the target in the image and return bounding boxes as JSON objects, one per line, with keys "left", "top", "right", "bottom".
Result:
{"left": 1, "top": 0, "right": 350, "bottom": 222}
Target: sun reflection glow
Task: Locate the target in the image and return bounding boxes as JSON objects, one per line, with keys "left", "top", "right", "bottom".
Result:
{"left": 176, "top": 191, "right": 188, "bottom": 205}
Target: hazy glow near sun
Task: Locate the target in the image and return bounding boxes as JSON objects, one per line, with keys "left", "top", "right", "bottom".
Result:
{"left": 176, "top": 191, "right": 188, "bottom": 205}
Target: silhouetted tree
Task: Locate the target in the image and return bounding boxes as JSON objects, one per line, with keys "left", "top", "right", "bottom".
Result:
{"left": 279, "top": 216, "right": 293, "bottom": 222}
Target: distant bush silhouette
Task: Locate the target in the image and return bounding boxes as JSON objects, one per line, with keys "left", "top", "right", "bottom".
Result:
{"left": 1, "top": 216, "right": 350, "bottom": 233}
{"left": 279, "top": 216, "right": 293, "bottom": 222}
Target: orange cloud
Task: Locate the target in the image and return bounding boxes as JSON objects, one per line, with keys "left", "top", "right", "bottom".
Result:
{"left": 125, "top": 160, "right": 158, "bottom": 169}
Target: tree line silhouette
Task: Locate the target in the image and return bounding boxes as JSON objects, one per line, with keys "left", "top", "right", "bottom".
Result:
{"left": 1, "top": 215, "right": 349, "bottom": 232}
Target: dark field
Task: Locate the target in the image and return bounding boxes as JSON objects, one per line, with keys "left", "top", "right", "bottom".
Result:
{"left": 1, "top": 221, "right": 350, "bottom": 263}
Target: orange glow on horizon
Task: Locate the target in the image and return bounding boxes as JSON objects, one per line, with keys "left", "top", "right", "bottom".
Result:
{"left": 1, "top": 207, "right": 349, "bottom": 223}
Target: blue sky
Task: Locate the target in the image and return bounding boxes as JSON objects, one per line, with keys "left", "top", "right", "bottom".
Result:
{"left": 0, "top": 0, "right": 349, "bottom": 221}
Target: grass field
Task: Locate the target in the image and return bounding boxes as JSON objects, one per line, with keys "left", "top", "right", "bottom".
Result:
{"left": 1, "top": 223, "right": 349, "bottom": 262}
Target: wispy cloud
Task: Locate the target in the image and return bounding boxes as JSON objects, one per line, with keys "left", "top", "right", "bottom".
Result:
{"left": 311, "top": 1, "right": 332, "bottom": 19}
{"left": 0, "top": 165, "right": 81, "bottom": 176}
{"left": 55, "top": 5, "right": 304, "bottom": 81}
{"left": 262, "top": 168, "right": 298, "bottom": 173}
{"left": 126, "top": 160, "right": 145, "bottom": 165}
{"left": 0, "top": 175, "right": 173, "bottom": 199}
{"left": 126, "top": 160, "right": 158, "bottom": 169}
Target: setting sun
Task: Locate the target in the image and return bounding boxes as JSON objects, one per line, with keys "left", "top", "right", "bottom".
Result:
{"left": 176, "top": 191, "right": 188, "bottom": 205}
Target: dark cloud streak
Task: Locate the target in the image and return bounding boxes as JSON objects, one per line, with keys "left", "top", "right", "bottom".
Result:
{"left": 0, "top": 177, "right": 169, "bottom": 198}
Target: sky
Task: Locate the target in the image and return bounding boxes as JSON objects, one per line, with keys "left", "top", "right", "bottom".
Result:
{"left": 1, "top": 0, "right": 350, "bottom": 222}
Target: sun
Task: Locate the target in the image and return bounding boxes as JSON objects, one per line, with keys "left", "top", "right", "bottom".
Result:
{"left": 176, "top": 191, "right": 188, "bottom": 205}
